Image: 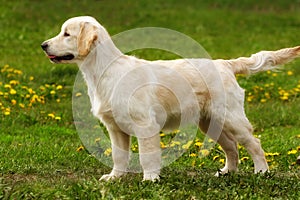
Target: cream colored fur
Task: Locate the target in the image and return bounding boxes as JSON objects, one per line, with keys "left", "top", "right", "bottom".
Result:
{"left": 42, "top": 16, "right": 300, "bottom": 181}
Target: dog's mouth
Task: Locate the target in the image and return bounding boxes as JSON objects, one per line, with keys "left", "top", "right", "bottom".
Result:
{"left": 47, "top": 54, "right": 75, "bottom": 62}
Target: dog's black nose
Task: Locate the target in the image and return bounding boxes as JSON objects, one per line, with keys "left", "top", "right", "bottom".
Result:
{"left": 41, "top": 42, "right": 48, "bottom": 50}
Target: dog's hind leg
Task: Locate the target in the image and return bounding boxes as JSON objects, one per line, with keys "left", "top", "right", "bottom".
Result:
{"left": 199, "top": 119, "right": 239, "bottom": 176}
{"left": 227, "top": 117, "right": 269, "bottom": 173}
{"left": 215, "top": 131, "right": 239, "bottom": 176}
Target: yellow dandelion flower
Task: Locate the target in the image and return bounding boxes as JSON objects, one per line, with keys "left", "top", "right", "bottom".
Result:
{"left": 219, "top": 159, "right": 225, "bottom": 164}
{"left": 189, "top": 153, "right": 197, "bottom": 157}
{"left": 19, "top": 103, "right": 25, "bottom": 108}
{"left": 173, "top": 129, "right": 180, "bottom": 134}
{"left": 9, "top": 89, "right": 17, "bottom": 95}
{"left": 11, "top": 99, "right": 17, "bottom": 105}
{"left": 247, "top": 96, "right": 253, "bottom": 102}
{"left": 13, "top": 69, "right": 22, "bottom": 75}
{"left": 56, "top": 85, "right": 63, "bottom": 90}
{"left": 75, "top": 92, "right": 82, "bottom": 97}
{"left": 260, "top": 98, "right": 267, "bottom": 103}
{"left": 29, "top": 76, "right": 34, "bottom": 81}
{"left": 95, "top": 138, "right": 101, "bottom": 143}
{"left": 4, "top": 84, "right": 11, "bottom": 89}
{"left": 50, "top": 90, "right": 56, "bottom": 95}
{"left": 48, "top": 113, "right": 55, "bottom": 119}
{"left": 182, "top": 140, "right": 193, "bottom": 150}
{"left": 200, "top": 149, "right": 209, "bottom": 157}
{"left": 287, "top": 71, "right": 293, "bottom": 76}
{"left": 28, "top": 88, "right": 35, "bottom": 94}
{"left": 287, "top": 149, "right": 297, "bottom": 155}
{"left": 272, "top": 73, "right": 277, "bottom": 77}
{"left": 194, "top": 141, "right": 202, "bottom": 147}
{"left": 264, "top": 92, "right": 270, "bottom": 99}
{"left": 265, "top": 152, "right": 280, "bottom": 156}
{"left": 55, "top": 116, "right": 61, "bottom": 121}
{"left": 160, "top": 133, "right": 166, "bottom": 137}
{"left": 213, "top": 155, "right": 219, "bottom": 161}
{"left": 280, "top": 96, "right": 289, "bottom": 101}
{"left": 76, "top": 145, "right": 84, "bottom": 152}
{"left": 160, "top": 141, "right": 166, "bottom": 149}
{"left": 56, "top": 99, "right": 61, "bottom": 103}
{"left": 104, "top": 148, "right": 112, "bottom": 156}
{"left": 9, "top": 80, "right": 19, "bottom": 85}
{"left": 240, "top": 157, "right": 249, "bottom": 161}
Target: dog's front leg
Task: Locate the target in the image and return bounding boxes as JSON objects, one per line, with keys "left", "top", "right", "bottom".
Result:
{"left": 100, "top": 130, "right": 130, "bottom": 181}
{"left": 138, "top": 134, "right": 161, "bottom": 181}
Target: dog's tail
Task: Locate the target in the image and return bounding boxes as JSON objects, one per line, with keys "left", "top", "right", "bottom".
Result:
{"left": 224, "top": 46, "right": 300, "bottom": 75}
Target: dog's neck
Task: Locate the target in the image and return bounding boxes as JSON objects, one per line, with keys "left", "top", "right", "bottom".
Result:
{"left": 78, "top": 38, "right": 124, "bottom": 113}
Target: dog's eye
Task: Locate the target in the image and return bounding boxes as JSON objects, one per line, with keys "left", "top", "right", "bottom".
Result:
{"left": 64, "top": 32, "right": 70, "bottom": 37}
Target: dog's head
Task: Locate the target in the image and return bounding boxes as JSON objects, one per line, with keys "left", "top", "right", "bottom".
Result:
{"left": 41, "top": 16, "right": 107, "bottom": 64}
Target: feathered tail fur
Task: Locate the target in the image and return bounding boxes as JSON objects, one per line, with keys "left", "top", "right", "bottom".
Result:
{"left": 225, "top": 46, "right": 300, "bottom": 75}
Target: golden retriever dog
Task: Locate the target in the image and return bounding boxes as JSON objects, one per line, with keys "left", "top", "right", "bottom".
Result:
{"left": 41, "top": 16, "right": 300, "bottom": 181}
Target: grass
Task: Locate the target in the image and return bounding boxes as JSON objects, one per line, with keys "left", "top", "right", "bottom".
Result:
{"left": 1, "top": 0, "right": 300, "bottom": 199}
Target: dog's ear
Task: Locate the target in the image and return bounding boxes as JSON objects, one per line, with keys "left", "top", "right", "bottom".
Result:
{"left": 78, "top": 22, "right": 98, "bottom": 57}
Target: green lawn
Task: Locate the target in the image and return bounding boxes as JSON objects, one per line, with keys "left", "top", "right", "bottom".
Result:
{"left": 1, "top": 0, "right": 300, "bottom": 199}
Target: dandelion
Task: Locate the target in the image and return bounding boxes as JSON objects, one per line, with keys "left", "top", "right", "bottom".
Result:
{"left": 104, "top": 148, "right": 112, "bottom": 156}
{"left": 76, "top": 145, "right": 84, "bottom": 152}
{"left": 48, "top": 113, "right": 55, "bottom": 119}
{"left": 4, "top": 84, "right": 11, "bottom": 89}
{"left": 173, "top": 129, "right": 180, "bottom": 134}
{"left": 160, "top": 133, "right": 166, "bottom": 137}
{"left": 29, "top": 76, "right": 34, "bottom": 81}
{"left": 260, "top": 98, "right": 267, "bottom": 103}
{"left": 55, "top": 116, "right": 61, "bottom": 121}
{"left": 194, "top": 141, "right": 202, "bottom": 147}
{"left": 200, "top": 149, "right": 209, "bottom": 157}
{"left": 287, "top": 71, "right": 293, "bottom": 76}
{"left": 160, "top": 141, "right": 166, "bottom": 149}
{"left": 213, "top": 155, "right": 219, "bottom": 161}
{"left": 11, "top": 99, "right": 17, "bottom": 105}
{"left": 219, "top": 159, "right": 225, "bottom": 164}
{"left": 75, "top": 92, "right": 82, "bottom": 97}
{"left": 240, "top": 157, "right": 249, "bottom": 161}
{"left": 189, "top": 153, "right": 197, "bottom": 157}
{"left": 95, "top": 138, "right": 101, "bottom": 143}
{"left": 182, "top": 140, "right": 193, "bottom": 150}
{"left": 4, "top": 108, "right": 10, "bottom": 115}
{"left": 19, "top": 103, "right": 25, "bottom": 108}
{"left": 56, "top": 85, "right": 63, "bottom": 90}
{"left": 287, "top": 149, "right": 297, "bottom": 155}
{"left": 9, "top": 88, "right": 17, "bottom": 95}
{"left": 9, "top": 80, "right": 19, "bottom": 85}
{"left": 265, "top": 152, "right": 280, "bottom": 156}
{"left": 50, "top": 90, "right": 56, "bottom": 95}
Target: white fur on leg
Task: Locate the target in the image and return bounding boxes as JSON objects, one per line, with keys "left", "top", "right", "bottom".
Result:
{"left": 99, "top": 169, "right": 127, "bottom": 181}
{"left": 143, "top": 170, "right": 160, "bottom": 182}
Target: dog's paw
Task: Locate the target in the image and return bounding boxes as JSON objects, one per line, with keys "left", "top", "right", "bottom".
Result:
{"left": 99, "top": 170, "right": 126, "bottom": 181}
{"left": 296, "top": 156, "right": 300, "bottom": 165}
{"left": 143, "top": 172, "right": 160, "bottom": 182}
{"left": 214, "top": 167, "right": 229, "bottom": 177}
